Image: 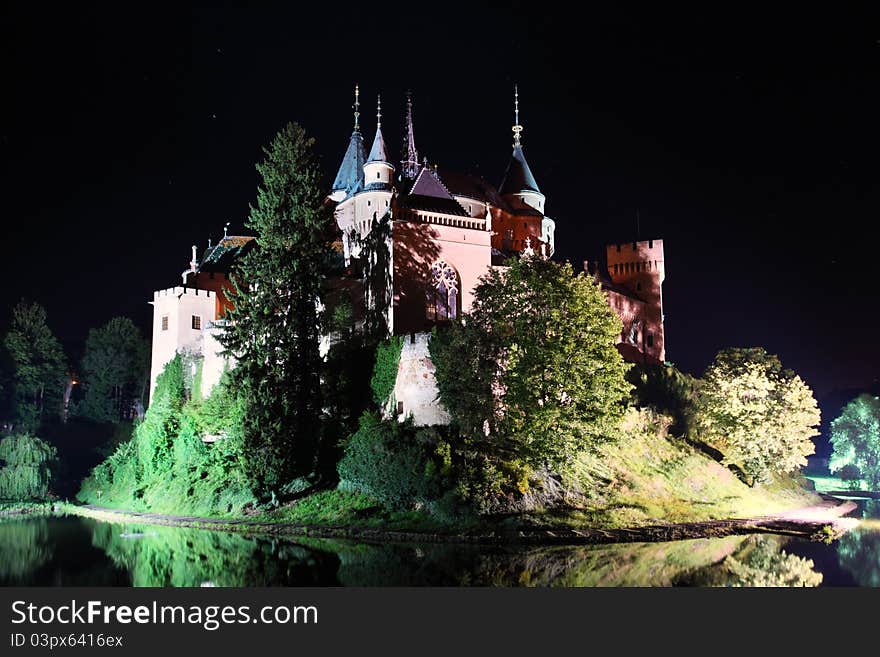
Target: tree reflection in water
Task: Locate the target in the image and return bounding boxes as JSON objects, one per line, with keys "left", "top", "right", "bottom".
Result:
{"left": 837, "top": 500, "right": 880, "bottom": 587}
{"left": 0, "top": 515, "right": 831, "bottom": 587}
{"left": 0, "top": 517, "right": 53, "bottom": 583}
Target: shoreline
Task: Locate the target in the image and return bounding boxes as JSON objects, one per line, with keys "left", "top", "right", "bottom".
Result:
{"left": 4, "top": 497, "right": 857, "bottom": 546}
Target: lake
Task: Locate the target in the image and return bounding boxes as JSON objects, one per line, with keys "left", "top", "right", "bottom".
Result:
{"left": 1, "top": 500, "right": 877, "bottom": 586}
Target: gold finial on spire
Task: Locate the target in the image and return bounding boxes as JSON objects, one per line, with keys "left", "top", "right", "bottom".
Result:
{"left": 512, "top": 83, "right": 523, "bottom": 147}
{"left": 377, "top": 93, "right": 381, "bottom": 128}
{"left": 353, "top": 84, "right": 360, "bottom": 130}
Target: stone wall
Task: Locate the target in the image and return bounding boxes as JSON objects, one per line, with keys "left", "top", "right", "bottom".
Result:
{"left": 392, "top": 332, "right": 451, "bottom": 426}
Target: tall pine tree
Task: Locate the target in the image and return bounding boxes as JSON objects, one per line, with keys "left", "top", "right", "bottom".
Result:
{"left": 219, "top": 123, "right": 333, "bottom": 497}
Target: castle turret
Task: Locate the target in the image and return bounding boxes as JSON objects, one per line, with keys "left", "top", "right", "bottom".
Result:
{"left": 364, "top": 94, "right": 394, "bottom": 189}
{"left": 329, "top": 85, "right": 366, "bottom": 202}
{"left": 499, "top": 85, "right": 546, "bottom": 214}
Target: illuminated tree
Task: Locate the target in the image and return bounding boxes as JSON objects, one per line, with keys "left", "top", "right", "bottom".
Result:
{"left": 3, "top": 301, "right": 67, "bottom": 431}
{"left": 218, "top": 122, "right": 333, "bottom": 496}
{"left": 695, "top": 348, "right": 820, "bottom": 484}
{"left": 431, "top": 256, "right": 631, "bottom": 483}
{"left": 829, "top": 394, "right": 880, "bottom": 489}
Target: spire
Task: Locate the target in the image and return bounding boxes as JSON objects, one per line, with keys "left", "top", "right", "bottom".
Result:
{"left": 512, "top": 84, "right": 523, "bottom": 147}
{"left": 367, "top": 94, "right": 390, "bottom": 163}
{"left": 400, "top": 90, "right": 420, "bottom": 181}
{"left": 331, "top": 84, "right": 367, "bottom": 196}
{"left": 499, "top": 84, "right": 542, "bottom": 197}
{"left": 353, "top": 83, "right": 360, "bottom": 131}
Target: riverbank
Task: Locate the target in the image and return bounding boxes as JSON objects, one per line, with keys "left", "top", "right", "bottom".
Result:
{"left": 54, "top": 496, "right": 859, "bottom": 546}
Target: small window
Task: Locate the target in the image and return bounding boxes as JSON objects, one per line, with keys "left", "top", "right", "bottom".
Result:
{"left": 523, "top": 222, "right": 527, "bottom": 228}
{"left": 376, "top": 172, "right": 380, "bottom": 179}
{"left": 397, "top": 401, "right": 404, "bottom": 415}
{"left": 647, "top": 334, "right": 654, "bottom": 348}
{"left": 367, "top": 200, "right": 371, "bottom": 206}
{"left": 192, "top": 315, "right": 201, "bottom": 330}
{"left": 161, "top": 315, "right": 169, "bottom": 331}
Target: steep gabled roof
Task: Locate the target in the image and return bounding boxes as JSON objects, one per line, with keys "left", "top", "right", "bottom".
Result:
{"left": 400, "top": 167, "right": 469, "bottom": 216}
{"left": 331, "top": 130, "right": 366, "bottom": 196}
{"left": 499, "top": 144, "right": 541, "bottom": 196}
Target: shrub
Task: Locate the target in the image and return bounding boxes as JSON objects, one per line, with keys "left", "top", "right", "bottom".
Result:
{"left": 337, "top": 412, "right": 450, "bottom": 512}
{"left": 627, "top": 363, "right": 700, "bottom": 437}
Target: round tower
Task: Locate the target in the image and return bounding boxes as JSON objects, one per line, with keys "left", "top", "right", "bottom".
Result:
{"left": 364, "top": 94, "right": 395, "bottom": 188}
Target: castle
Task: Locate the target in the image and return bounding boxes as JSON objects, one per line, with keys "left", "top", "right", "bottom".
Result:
{"left": 149, "top": 87, "right": 666, "bottom": 424}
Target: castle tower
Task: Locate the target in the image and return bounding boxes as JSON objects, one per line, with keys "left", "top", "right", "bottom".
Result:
{"left": 329, "top": 85, "right": 367, "bottom": 202}
{"left": 364, "top": 94, "right": 395, "bottom": 189}
{"left": 499, "top": 85, "right": 546, "bottom": 214}
{"left": 606, "top": 239, "right": 666, "bottom": 362}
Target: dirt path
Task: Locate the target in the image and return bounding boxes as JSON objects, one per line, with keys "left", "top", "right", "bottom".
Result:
{"left": 55, "top": 496, "right": 861, "bottom": 546}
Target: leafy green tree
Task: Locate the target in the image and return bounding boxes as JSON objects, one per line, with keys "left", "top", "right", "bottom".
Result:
{"left": 3, "top": 301, "right": 68, "bottom": 431}
{"left": 829, "top": 394, "right": 880, "bottom": 489}
{"left": 431, "top": 256, "right": 632, "bottom": 482}
{"left": 695, "top": 348, "right": 820, "bottom": 484}
{"left": 218, "top": 122, "right": 333, "bottom": 496}
{"left": 0, "top": 433, "right": 57, "bottom": 500}
{"left": 77, "top": 317, "right": 149, "bottom": 423}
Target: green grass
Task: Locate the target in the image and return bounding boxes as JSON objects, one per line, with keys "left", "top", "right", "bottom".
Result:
{"left": 524, "top": 409, "right": 819, "bottom": 531}
{"left": 0, "top": 501, "right": 55, "bottom": 516}
{"left": 252, "top": 490, "right": 470, "bottom": 533}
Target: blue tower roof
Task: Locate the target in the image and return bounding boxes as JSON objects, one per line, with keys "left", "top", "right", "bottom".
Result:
{"left": 331, "top": 129, "right": 366, "bottom": 197}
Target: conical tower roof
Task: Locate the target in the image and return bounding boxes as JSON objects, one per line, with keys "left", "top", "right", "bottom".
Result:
{"left": 367, "top": 94, "right": 390, "bottom": 163}
{"left": 499, "top": 144, "right": 541, "bottom": 195}
{"left": 499, "top": 84, "right": 543, "bottom": 196}
{"left": 331, "top": 85, "right": 367, "bottom": 197}
{"left": 332, "top": 130, "right": 366, "bottom": 195}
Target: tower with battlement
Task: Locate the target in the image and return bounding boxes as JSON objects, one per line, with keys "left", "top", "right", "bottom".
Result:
{"left": 604, "top": 239, "right": 666, "bottom": 363}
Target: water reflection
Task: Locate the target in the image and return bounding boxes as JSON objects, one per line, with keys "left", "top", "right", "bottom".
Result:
{"left": 0, "top": 518, "right": 53, "bottom": 583}
{"left": 0, "top": 514, "right": 836, "bottom": 587}
{"left": 836, "top": 500, "right": 880, "bottom": 587}
{"left": 89, "top": 521, "right": 340, "bottom": 587}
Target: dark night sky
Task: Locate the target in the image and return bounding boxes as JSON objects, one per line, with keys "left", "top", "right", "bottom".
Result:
{"left": 1, "top": 4, "right": 878, "bottom": 414}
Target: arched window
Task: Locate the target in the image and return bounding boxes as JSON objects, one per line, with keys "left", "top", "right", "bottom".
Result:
{"left": 427, "top": 260, "right": 459, "bottom": 321}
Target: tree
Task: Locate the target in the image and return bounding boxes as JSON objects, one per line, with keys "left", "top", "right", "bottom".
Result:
{"left": 829, "top": 394, "right": 880, "bottom": 489}
{"left": 77, "top": 317, "right": 149, "bottom": 423}
{"left": 218, "top": 122, "right": 333, "bottom": 496}
{"left": 695, "top": 347, "right": 820, "bottom": 484}
{"left": 0, "top": 433, "right": 57, "bottom": 500}
{"left": 3, "top": 301, "right": 68, "bottom": 432}
{"left": 430, "top": 256, "right": 632, "bottom": 481}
